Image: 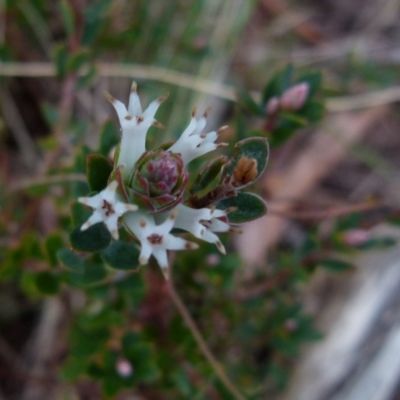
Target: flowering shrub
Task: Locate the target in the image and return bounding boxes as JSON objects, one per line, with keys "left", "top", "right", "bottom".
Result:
{"left": 75, "top": 83, "right": 268, "bottom": 279}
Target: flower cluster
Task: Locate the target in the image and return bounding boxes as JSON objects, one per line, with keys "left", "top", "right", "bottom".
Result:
{"left": 78, "top": 82, "right": 236, "bottom": 278}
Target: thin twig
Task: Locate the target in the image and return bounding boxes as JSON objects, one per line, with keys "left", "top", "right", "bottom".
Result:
{"left": 6, "top": 173, "right": 87, "bottom": 195}
{"left": 2, "top": 61, "right": 400, "bottom": 112}
{"left": 268, "top": 201, "right": 385, "bottom": 220}
{"left": 167, "top": 279, "right": 247, "bottom": 400}
{"left": 0, "top": 90, "right": 40, "bottom": 170}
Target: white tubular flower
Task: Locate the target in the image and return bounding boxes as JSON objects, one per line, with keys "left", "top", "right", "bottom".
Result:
{"left": 78, "top": 181, "right": 138, "bottom": 240}
{"left": 104, "top": 82, "right": 168, "bottom": 177}
{"left": 168, "top": 109, "right": 227, "bottom": 165}
{"left": 173, "top": 204, "right": 229, "bottom": 254}
{"left": 123, "top": 208, "right": 199, "bottom": 279}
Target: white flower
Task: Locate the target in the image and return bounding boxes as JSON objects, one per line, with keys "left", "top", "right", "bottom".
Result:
{"left": 168, "top": 109, "right": 228, "bottom": 165}
{"left": 123, "top": 208, "right": 199, "bottom": 279}
{"left": 104, "top": 82, "right": 168, "bottom": 178}
{"left": 99, "top": 83, "right": 238, "bottom": 278}
{"left": 173, "top": 204, "right": 231, "bottom": 254}
{"left": 78, "top": 181, "right": 138, "bottom": 240}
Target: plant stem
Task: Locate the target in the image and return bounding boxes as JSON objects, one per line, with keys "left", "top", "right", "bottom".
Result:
{"left": 6, "top": 173, "right": 87, "bottom": 195}
{"left": 167, "top": 279, "right": 247, "bottom": 400}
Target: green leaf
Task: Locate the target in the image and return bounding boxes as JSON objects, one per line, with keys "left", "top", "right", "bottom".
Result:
{"left": 300, "top": 101, "right": 325, "bottom": 123}
{"left": 35, "top": 272, "right": 60, "bottom": 295}
{"left": 319, "top": 258, "right": 353, "bottom": 272}
{"left": 262, "top": 64, "right": 294, "bottom": 105}
{"left": 45, "top": 233, "right": 64, "bottom": 268}
{"left": 268, "top": 114, "right": 307, "bottom": 148}
{"left": 87, "top": 154, "right": 113, "bottom": 192}
{"left": 54, "top": 44, "right": 68, "bottom": 80}
{"left": 70, "top": 223, "right": 111, "bottom": 252}
{"left": 237, "top": 89, "right": 263, "bottom": 116}
{"left": 101, "top": 241, "right": 140, "bottom": 270}
{"left": 221, "top": 137, "right": 269, "bottom": 188}
{"left": 67, "top": 50, "right": 90, "bottom": 73}
{"left": 77, "top": 65, "right": 97, "bottom": 89}
{"left": 190, "top": 155, "right": 227, "bottom": 195}
{"left": 99, "top": 120, "right": 120, "bottom": 157}
{"left": 217, "top": 192, "right": 267, "bottom": 223}
{"left": 356, "top": 237, "right": 396, "bottom": 250}
{"left": 57, "top": 248, "right": 85, "bottom": 272}
{"left": 82, "top": 262, "right": 107, "bottom": 285}
{"left": 60, "top": 358, "right": 87, "bottom": 381}
{"left": 59, "top": 0, "right": 75, "bottom": 37}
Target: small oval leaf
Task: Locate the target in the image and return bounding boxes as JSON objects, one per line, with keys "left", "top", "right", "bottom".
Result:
{"left": 102, "top": 241, "right": 140, "bottom": 270}
{"left": 190, "top": 155, "right": 228, "bottom": 195}
{"left": 217, "top": 192, "right": 267, "bottom": 223}
{"left": 99, "top": 120, "right": 120, "bottom": 157}
{"left": 319, "top": 258, "right": 353, "bottom": 272}
{"left": 87, "top": 154, "right": 113, "bottom": 192}
{"left": 70, "top": 223, "right": 111, "bottom": 252}
{"left": 35, "top": 272, "right": 60, "bottom": 295}
{"left": 57, "top": 248, "right": 85, "bottom": 272}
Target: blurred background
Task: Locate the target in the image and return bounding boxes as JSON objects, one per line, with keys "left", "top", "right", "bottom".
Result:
{"left": 1, "top": 0, "right": 400, "bottom": 399}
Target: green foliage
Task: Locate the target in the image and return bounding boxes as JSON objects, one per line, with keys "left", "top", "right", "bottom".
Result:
{"left": 5, "top": 3, "right": 399, "bottom": 399}
{"left": 45, "top": 233, "right": 64, "bottom": 267}
{"left": 57, "top": 248, "right": 85, "bottom": 272}
{"left": 217, "top": 193, "right": 267, "bottom": 223}
{"left": 102, "top": 241, "right": 140, "bottom": 270}
{"left": 190, "top": 155, "right": 227, "bottom": 195}
{"left": 99, "top": 121, "right": 120, "bottom": 157}
{"left": 87, "top": 154, "right": 113, "bottom": 192}
{"left": 238, "top": 65, "right": 324, "bottom": 149}
{"left": 70, "top": 223, "right": 111, "bottom": 252}
{"left": 35, "top": 271, "right": 60, "bottom": 295}
{"left": 318, "top": 258, "right": 354, "bottom": 272}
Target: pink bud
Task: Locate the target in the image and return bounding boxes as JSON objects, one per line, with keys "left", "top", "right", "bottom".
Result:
{"left": 279, "top": 82, "right": 309, "bottom": 111}
{"left": 265, "top": 96, "right": 280, "bottom": 116}
{"left": 284, "top": 318, "right": 298, "bottom": 332}
{"left": 342, "top": 229, "right": 371, "bottom": 247}
{"left": 206, "top": 254, "right": 220, "bottom": 266}
{"left": 116, "top": 358, "right": 133, "bottom": 377}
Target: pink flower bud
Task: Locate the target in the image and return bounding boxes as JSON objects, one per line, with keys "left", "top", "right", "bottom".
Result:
{"left": 265, "top": 96, "right": 280, "bottom": 116}
{"left": 129, "top": 149, "right": 189, "bottom": 213}
{"left": 116, "top": 358, "right": 133, "bottom": 377}
{"left": 342, "top": 229, "right": 371, "bottom": 247}
{"left": 279, "top": 82, "right": 309, "bottom": 111}
{"left": 284, "top": 318, "right": 298, "bottom": 332}
{"left": 206, "top": 254, "right": 220, "bottom": 266}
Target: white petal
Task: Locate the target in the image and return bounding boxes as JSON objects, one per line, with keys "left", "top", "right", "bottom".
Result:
{"left": 142, "top": 97, "right": 164, "bottom": 119}
{"left": 180, "top": 117, "right": 197, "bottom": 138}
{"left": 111, "top": 99, "right": 129, "bottom": 122}
{"left": 128, "top": 91, "right": 142, "bottom": 115}
{"left": 81, "top": 211, "right": 104, "bottom": 230}
{"left": 139, "top": 241, "right": 153, "bottom": 265}
{"left": 102, "top": 181, "right": 118, "bottom": 202}
{"left": 114, "top": 203, "right": 138, "bottom": 216}
{"left": 104, "top": 214, "right": 119, "bottom": 239}
{"left": 174, "top": 204, "right": 213, "bottom": 238}
{"left": 208, "top": 218, "right": 230, "bottom": 232}
{"left": 202, "top": 230, "right": 226, "bottom": 254}
{"left": 202, "top": 130, "right": 218, "bottom": 144}
{"left": 152, "top": 248, "right": 168, "bottom": 270}
{"left": 163, "top": 235, "right": 190, "bottom": 250}
{"left": 78, "top": 194, "right": 101, "bottom": 208}
{"left": 192, "top": 116, "right": 207, "bottom": 136}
